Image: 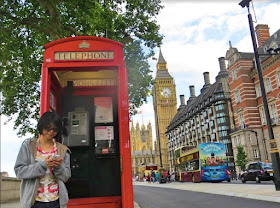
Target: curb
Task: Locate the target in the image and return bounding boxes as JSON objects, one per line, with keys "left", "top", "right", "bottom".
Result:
{"left": 134, "top": 201, "right": 141, "bottom": 208}
{"left": 193, "top": 189, "right": 280, "bottom": 203}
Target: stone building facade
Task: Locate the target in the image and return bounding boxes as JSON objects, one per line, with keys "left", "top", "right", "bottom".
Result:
{"left": 153, "top": 49, "right": 177, "bottom": 171}
{"left": 130, "top": 121, "right": 156, "bottom": 176}
{"left": 166, "top": 58, "right": 236, "bottom": 172}
{"left": 226, "top": 24, "right": 280, "bottom": 174}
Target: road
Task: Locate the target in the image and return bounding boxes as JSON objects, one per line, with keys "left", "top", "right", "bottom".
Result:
{"left": 133, "top": 185, "right": 280, "bottom": 208}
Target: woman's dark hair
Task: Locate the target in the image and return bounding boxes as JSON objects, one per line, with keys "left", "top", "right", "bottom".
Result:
{"left": 37, "top": 111, "right": 62, "bottom": 139}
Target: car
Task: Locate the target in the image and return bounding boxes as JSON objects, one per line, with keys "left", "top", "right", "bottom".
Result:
{"left": 241, "top": 161, "right": 274, "bottom": 183}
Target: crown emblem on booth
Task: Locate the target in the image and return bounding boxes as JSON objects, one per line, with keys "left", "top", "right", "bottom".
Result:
{"left": 79, "top": 40, "right": 90, "bottom": 49}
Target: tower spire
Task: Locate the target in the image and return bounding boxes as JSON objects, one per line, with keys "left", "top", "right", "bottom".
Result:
{"left": 156, "top": 47, "right": 169, "bottom": 72}
{"left": 158, "top": 47, "right": 166, "bottom": 64}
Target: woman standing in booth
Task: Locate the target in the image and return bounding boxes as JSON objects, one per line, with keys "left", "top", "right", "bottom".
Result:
{"left": 14, "top": 111, "right": 71, "bottom": 208}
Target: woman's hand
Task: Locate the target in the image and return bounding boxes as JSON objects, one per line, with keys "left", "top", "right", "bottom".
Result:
{"left": 52, "top": 158, "right": 63, "bottom": 167}
{"left": 46, "top": 155, "right": 63, "bottom": 168}
{"left": 46, "top": 155, "right": 56, "bottom": 168}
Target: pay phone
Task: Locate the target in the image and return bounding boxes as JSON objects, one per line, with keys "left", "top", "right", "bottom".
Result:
{"left": 62, "top": 96, "right": 121, "bottom": 198}
{"left": 63, "top": 110, "right": 90, "bottom": 147}
{"left": 62, "top": 97, "right": 117, "bottom": 155}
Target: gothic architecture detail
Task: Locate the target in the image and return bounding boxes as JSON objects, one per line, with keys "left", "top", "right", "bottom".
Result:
{"left": 130, "top": 121, "right": 155, "bottom": 176}
{"left": 153, "top": 49, "right": 177, "bottom": 171}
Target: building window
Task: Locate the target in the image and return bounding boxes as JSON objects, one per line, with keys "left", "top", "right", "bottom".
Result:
{"left": 265, "top": 78, "right": 272, "bottom": 92}
{"left": 238, "top": 113, "right": 245, "bottom": 128}
{"left": 248, "top": 134, "right": 252, "bottom": 143}
{"left": 210, "top": 120, "right": 215, "bottom": 128}
{"left": 253, "top": 149, "right": 259, "bottom": 158}
{"left": 260, "top": 108, "right": 267, "bottom": 125}
{"left": 209, "top": 107, "right": 213, "bottom": 115}
{"left": 215, "top": 102, "right": 226, "bottom": 111}
{"left": 218, "top": 130, "right": 228, "bottom": 137}
{"left": 204, "top": 111, "right": 208, "bottom": 118}
{"left": 235, "top": 90, "right": 241, "bottom": 103}
{"left": 211, "top": 131, "right": 216, "bottom": 141}
{"left": 236, "top": 135, "right": 241, "bottom": 145}
{"left": 216, "top": 112, "right": 225, "bottom": 118}
{"left": 232, "top": 69, "right": 237, "bottom": 80}
{"left": 255, "top": 85, "right": 261, "bottom": 97}
{"left": 270, "top": 103, "right": 278, "bottom": 123}
{"left": 277, "top": 70, "right": 280, "bottom": 87}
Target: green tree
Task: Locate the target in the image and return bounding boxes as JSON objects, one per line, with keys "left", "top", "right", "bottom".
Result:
{"left": 0, "top": 0, "right": 163, "bottom": 136}
{"left": 236, "top": 145, "right": 248, "bottom": 171}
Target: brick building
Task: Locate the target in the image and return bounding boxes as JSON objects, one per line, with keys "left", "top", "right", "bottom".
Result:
{"left": 226, "top": 24, "right": 280, "bottom": 174}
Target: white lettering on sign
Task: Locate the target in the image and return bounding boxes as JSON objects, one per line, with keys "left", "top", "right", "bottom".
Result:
{"left": 54, "top": 51, "right": 114, "bottom": 61}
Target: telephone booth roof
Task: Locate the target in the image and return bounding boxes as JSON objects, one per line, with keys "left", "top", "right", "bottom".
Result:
{"left": 43, "top": 36, "right": 124, "bottom": 69}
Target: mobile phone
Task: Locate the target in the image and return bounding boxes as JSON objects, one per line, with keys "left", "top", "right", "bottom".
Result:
{"left": 51, "top": 155, "right": 60, "bottom": 159}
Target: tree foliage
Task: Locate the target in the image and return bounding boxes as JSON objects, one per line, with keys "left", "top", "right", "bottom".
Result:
{"left": 236, "top": 145, "right": 248, "bottom": 171}
{"left": 0, "top": 0, "right": 163, "bottom": 136}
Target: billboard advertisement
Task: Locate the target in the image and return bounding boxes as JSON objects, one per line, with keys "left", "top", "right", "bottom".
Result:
{"left": 199, "top": 143, "right": 229, "bottom": 181}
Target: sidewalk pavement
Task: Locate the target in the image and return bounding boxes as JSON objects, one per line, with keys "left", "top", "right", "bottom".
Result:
{"left": 2, "top": 182, "right": 278, "bottom": 207}
{"left": 0, "top": 200, "right": 141, "bottom": 208}
{"left": 133, "top": 181, "right": 280, "bottom": 203}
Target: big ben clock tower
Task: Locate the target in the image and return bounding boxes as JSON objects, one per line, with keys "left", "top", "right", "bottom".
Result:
{"left": 153, "top": 48, "right": 177, "bottom": 171}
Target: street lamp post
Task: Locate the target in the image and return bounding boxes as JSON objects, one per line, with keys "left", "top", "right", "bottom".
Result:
{"left": 239, "top": 0, "right": 280, "bottom": 190}
{"left": 156, "top": 90, "right": 163, "bottom": 168}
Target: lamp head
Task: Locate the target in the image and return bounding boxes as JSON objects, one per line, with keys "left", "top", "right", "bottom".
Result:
{"left": 239, "top": 0, "right": 252, "bottom": 8}
{"left": 267, "top": 47, "right": 274, "bottom": 54}
{"left": 274, "top": 48, "right": 280, "bottom": 54}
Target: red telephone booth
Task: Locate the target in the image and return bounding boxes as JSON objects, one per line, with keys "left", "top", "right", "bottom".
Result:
{"left": 40, "top": 36, "right": 133, "bottom": 208}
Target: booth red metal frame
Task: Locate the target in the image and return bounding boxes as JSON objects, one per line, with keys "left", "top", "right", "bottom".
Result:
{"left": 40, "top": 36, "right": 133, "bottom": 208}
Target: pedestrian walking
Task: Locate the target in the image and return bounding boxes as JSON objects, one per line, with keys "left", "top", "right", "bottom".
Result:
{"left": 151, "top": 170, "right": 156, "bottom": 183}
{"left": 156, "top": 171, "right": 160, "bottom": 183}
{"left": 167, "top": 170, "right": 171, "bottom": 183}
{"left": 164, "top": 170, "right": 168, "bottom": 182}
{"left": 147, "top": 173, "right": 151, "bottom": 183}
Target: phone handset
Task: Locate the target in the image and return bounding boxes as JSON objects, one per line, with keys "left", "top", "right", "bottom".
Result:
{"left": 62, "top": 117, "right": 69, "bottom": 145}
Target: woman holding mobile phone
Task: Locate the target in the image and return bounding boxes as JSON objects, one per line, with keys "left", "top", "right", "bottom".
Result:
{"left": 15, "top": 111, "right": 71, "bottom": 208}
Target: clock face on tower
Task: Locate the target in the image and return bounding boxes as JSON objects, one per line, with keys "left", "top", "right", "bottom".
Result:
{"left": 161, "top": 87, "right": 172, "bottom": 98}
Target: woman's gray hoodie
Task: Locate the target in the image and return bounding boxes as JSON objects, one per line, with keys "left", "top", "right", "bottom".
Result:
{"left": 14, "top": 138, "right": 71, "bottom": 208}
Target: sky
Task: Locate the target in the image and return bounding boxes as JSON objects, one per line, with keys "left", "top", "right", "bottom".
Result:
{"left": 1, "top": 0, "right": 280, "bottom": 177}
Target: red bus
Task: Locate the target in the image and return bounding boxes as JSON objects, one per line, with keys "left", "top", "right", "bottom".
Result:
{"left": 40, "top": 36, "right": 133, "bottom": 207}
{"left": 175, "top": 143, "right": 231, "bottom": 183}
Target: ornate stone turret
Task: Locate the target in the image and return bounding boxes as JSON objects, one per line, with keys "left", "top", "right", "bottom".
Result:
{"left": 130, "top": 120, "right": 155, "bottom": 176}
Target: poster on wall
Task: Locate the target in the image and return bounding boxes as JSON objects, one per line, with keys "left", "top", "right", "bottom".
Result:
{"left": 94, "top": 97, "right": 113, "bottom": 123}
{"left": 95, "top": 126, "right": 114, "bottom": 141}
{"left": 95, "top": 126, "right": 115, "bottom": 154}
